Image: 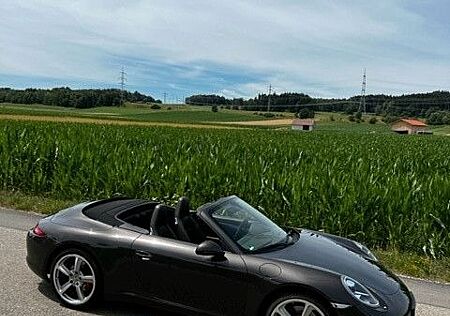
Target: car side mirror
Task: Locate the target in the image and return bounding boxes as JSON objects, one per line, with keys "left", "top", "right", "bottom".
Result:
{"left": 195, "top": 240, "right": 225, "bottom": 258}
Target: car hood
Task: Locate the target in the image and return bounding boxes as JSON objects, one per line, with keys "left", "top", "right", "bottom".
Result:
{"left": 256, "top": 229, "right": 400, "bottom": 295}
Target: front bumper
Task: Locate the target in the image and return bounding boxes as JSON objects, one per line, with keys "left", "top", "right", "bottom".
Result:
{"left": 333, "top": 287, "right": 415, "bottom": 316}
{"left": 334, "top": 307, "right": 415, "bottom": 316}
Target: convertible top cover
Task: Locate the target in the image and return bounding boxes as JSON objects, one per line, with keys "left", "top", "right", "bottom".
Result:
{"left": 82, "top": 197, "right": 147, "bottom": 226}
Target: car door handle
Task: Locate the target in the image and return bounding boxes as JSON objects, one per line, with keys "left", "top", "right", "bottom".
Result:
{"left": 135, "top": 250, "right": 152, "bottom": 261}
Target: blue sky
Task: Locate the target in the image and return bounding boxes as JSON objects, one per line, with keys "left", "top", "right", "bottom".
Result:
{"left": 1, "top": 0, "right": 449, "bottom": 101}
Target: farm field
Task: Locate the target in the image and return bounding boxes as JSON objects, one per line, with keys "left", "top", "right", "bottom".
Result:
{"left": 1, "top": 119, "right": 449, "bottom": 259}
{"left": 3, "top": 102, "right": 448, "bottom": 135}
{"left": 0, "top": 103, "right": 277, "bottom": 124}
{"left": 0, "top": 102, "right": 403, "bottom": 134}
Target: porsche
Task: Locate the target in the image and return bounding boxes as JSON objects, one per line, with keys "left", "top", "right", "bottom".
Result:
{"left": 26, "top": 195, "right": 415, "bottom": 315}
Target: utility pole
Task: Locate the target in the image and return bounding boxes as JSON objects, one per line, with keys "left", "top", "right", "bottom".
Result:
{"left": 267, "top": 84, "right": 272, "bottom": 112}
{"left": 119, "top": 66, "right": 127, "bottom": 107}
{"left": 163, "top": 92, "right": 167, "bottom": 104}
{"left": 360, "top": 68, "right": 367, "bottom": 113}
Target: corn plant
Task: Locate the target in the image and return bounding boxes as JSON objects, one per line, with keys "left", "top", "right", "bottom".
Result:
{"left": 0, "top": 121, "right": 449, "bottom": 257}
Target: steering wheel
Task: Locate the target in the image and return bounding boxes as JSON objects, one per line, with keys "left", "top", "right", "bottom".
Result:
{"left": 233, "top": 218, "right": 251, "bottom": 240}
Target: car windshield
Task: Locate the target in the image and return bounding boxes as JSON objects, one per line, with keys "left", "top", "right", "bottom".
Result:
{"left": 209, "top": 197, "right": 291, "bottom": 252}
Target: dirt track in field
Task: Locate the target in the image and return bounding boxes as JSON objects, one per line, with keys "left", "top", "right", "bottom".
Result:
{"left": 0, "top": 114, "right": 241, "bottom": 129}
{"left": 216, "top": 118, "right": 293, "bottom": 126}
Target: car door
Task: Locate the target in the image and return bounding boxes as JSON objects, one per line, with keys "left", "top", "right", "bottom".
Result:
{"left": 132, "top": 235, "right": 248, "bottom": 316}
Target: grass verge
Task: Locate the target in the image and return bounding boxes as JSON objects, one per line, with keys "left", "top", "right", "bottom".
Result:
{"left": 0, "top": 191, "right": 76, "bottom": 214}
{"left": 375, "top": 249, "right": 450, "bottom": 283}
{"left": 0, "top": 190, "right": 449, "bottom": 283}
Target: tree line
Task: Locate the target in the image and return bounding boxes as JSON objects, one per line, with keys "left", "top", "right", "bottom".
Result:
{"left": 0, "top": 87, "right": 161, "bottom": 108}
{"left": 186, "top": 91, "right": 450, "bottom": 124}
{"left": 186, "top": 93, "right": 312, "bottom": 112}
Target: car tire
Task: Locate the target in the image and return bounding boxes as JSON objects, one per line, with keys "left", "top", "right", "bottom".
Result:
{"left": 50, "top": 248, "right": 101, "bottom": 308}
{"left": 266, "top": 292, "right": 331, "bottom": 316}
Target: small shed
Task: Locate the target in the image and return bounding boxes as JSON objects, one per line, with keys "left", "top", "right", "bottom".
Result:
{"left": 391, "top": 118, "right": 432, "bottom": 135}
{"left": 292, "top": 119, "right": 315, "bottom": 131}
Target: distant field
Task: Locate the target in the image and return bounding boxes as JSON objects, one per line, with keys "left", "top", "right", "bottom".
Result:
{"left": 1, "top": 120, "right": 449, "bottom": 258}
{"left": 2, "top": 102, "right": 449, "bottom": 135}
{"left": 432, "top": 125, "right": 450, "bottom": 136}
{"left": 0, "top": 103, "right": 274, "bottom": 124}
{"left": 0, "top": 114, "right": 244, "bottom": 130}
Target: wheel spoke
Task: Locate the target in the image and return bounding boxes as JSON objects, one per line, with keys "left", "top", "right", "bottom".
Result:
{"left": 274, "top": 304, "right": 291, "bottom": 316}
{"left": 80, "top": 275, "right": 94, "bottom": 283}
{"left": 74, "top": 257, "right": 82, "bottom": 272}
{"left": 271, "top": 299, "right": 325, "bottom": 316}
{"left": 59, "top": 281, "right": 72, "bottom": 294}
{"left": 302, "top": 304, "right": 314, "bottom": 316}
{"left": 75, "top": 285, "right": 85, "bottom": 301}
{"left": 57, "top": 264, "right": 70, "bottom": 276}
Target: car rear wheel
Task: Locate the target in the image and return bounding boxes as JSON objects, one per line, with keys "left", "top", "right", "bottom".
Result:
{"left": 50, "top": 249, "right": 99, "bottom": 308}
{"left": 266, "top": 293, "right": 331, "bottom": 316}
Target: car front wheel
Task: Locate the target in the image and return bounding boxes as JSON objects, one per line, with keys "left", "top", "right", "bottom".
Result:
{"left": 50, "top": 249, "right": 99, "bottom": 308}
{"left": 266, "top": 293, "right": 331, "bottom": 316}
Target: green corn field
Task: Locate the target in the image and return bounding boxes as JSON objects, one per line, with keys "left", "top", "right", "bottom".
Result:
{"left": 1, "top": 120, "right": 449, "bottom": 257}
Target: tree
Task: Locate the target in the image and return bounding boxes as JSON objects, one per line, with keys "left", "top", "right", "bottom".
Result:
{"left": 211, "top": 105, "right": 218, "bottom": 112}
{"left": 427, "top": 111, "right": 450, "bottom": 125}
{"left": 344, "top": 104, "right": 358, "bottom": 115}
{"left": 297, "top": 108, "right": 315, "bottom": 119}
{"left": 186, "top": 94, "right": 228, "bottom": 105}
{"left": 150, "top": 104, "right": 161, "bottom": 109}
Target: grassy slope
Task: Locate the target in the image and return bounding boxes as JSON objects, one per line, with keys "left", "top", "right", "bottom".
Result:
{"left": 432, "top": 125, "right": 450, "bottom": 136}
{"left": 316, "top": 113, "right": 391, "bottom": 133}
{"left": 1, "top": 190, "right": 448, "bottom": 283}
{"left": 0, "top": 103, "right": 272, "bottom": 124}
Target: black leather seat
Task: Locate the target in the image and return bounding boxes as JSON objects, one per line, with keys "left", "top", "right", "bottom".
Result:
{"left": 150, "top": 204, "right": 177, "bottom": 239}
{"left": 175, "top": 197, "right": 204, "bottom": 243}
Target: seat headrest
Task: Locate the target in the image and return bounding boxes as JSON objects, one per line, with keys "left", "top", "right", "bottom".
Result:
{"left": 175, "top": 196, "right": 190, "bottom": 219}
{"left": 150, "top": 204, "right": 175, "bottom": 234}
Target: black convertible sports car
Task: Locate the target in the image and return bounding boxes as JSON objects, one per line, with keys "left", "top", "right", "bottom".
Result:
{"left": 27, "top": 195, "right": 415, "bottom": 316}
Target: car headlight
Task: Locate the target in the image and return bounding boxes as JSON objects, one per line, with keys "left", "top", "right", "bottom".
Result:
{"left": 353, "top": 241, "right": 378, "bottom": 261}
{"left": 341, "top": 276, "right": 380, "bottom": 308}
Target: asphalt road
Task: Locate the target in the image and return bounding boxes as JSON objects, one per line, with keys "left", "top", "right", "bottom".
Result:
{"left": 1, "top": 207, "right": 449, "bottom": 316}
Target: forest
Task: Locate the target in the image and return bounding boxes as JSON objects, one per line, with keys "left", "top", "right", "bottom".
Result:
{"left": 0, "top": 87, "right": 160, "bottom": 108}
{"left": 186, "top": 91, "right": 450, "bottom": 123}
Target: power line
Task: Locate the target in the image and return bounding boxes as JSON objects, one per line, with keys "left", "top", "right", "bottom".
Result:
{"left": 267, "top": 84, "right": 272, "bottom": 112}
{"left": 185, "top": 100, "right": 359, "bottom": 108}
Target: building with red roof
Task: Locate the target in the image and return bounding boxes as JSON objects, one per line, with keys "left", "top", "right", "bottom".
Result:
{"left": 391, "top": 118, "right": 432, "bottom": 135}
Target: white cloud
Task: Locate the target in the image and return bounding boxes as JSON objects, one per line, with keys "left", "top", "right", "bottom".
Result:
{"left": 0, "top": 0, "right": 449, "bottom": 97}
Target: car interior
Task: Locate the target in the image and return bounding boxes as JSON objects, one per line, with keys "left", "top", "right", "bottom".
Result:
{"left": 117, "top": 197, "right": 218, "bottom": 245}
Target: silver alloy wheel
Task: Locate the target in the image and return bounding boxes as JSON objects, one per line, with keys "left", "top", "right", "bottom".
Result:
{"left": 52, "top": 253, "right": 96, "bottom": 305}
{"left": 271, "top": 298, "right": 326, "bottom": 316}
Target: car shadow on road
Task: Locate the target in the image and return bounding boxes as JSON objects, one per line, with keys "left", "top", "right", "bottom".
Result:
{"left": 37, "top": 281, "right": 178, "bottom": 316}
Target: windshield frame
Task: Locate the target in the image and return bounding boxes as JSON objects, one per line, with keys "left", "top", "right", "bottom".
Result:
{"left": 198, "top": 195, "right": 292, "bottom": 254}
